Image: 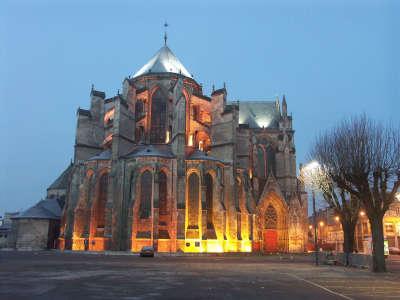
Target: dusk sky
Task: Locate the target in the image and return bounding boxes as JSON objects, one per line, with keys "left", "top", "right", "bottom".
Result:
{"left": 1, "top": 0, "right": 399, "bottom": 216}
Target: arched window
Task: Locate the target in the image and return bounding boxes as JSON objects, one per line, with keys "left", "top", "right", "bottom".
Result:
{"left": 135, "top": 126, "right": 144, "bottom": 142}
{"left": 135, "top": 100, "right": 144, "bottom": 120}
{"left": 150, "top": 89, "right": 167, "bottom": 143}
{"left": 266, "top": 146, "right": 276, "bottom": 177}
{"left": 91, "top": 173, "right": 108, "bottom": 236}
{"left": 159, "top": 171, "right": 167, "bottom": 215}
{"left": 188, "top": 173, "right": 199, "bottom": 228}
{"left": 205, "top": 173, "right": 213, "bottom": 227}
{"left": 139, "top": 170, "right": 152, "bottom": 219}
{"left": 87, "top": 175, "right": 95, "bottom": 206}
{"left": 265, "top": 205, "right": 277, "bottom": 230}
{"left": 257, "top": 146, "right": 266, "bottom": 178}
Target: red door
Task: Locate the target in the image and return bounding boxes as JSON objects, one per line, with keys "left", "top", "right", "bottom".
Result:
{"left": 264, "top": 230, "right": 278, "bottom": 253}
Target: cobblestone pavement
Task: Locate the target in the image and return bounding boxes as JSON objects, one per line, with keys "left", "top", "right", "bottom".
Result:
{"left": 0, "top": 251, "right": 399, "bottom": 300}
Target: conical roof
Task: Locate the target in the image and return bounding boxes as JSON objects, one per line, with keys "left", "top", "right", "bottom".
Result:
{"left": 133, "top": 46, "right": 191, "bottom": 78}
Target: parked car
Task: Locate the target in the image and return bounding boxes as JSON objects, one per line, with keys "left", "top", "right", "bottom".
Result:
{"left": 140, "top": 246, "right": 155, "bottom": 257}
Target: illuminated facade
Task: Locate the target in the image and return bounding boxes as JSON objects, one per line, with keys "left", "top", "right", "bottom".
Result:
{"left": 59, "top": 42, "right": 308, "bottom": 253}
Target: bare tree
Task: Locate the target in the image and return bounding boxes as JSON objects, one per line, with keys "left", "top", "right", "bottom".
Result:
{"left": 301, "top": 162, "right": 361, "bottom": 266}
{"left": 311, "top": 115, "right": 400, "bottom": 272}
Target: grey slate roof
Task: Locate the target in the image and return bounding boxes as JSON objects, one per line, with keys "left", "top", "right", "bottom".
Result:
{"left": 125, "top": 144, "right": 176, "bottom": 159}
{"left": 13, "top": 198, "right": 63, "bottom": 220}
{"left": 88, "top": 149, "right": 112, "bottom": 161}
{"left": 47, "top": 164, "right": 73, "bottom": 191}
{"left": 187, "top": 150, "right": 224, "bottom": 163}
{"left": 237, "top": 101, "right": 281, "bottom": 129}
{"left": 133, "top": 46, "right": 191, "bottom": 78}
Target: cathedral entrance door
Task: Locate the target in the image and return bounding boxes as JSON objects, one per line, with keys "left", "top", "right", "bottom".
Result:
{"left": 263, "top": 229, "right": 278, "bottom": 253}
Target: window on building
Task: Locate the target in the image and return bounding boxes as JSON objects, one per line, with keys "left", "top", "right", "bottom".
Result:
{"left": 91, "top": 173, "right": 108, "bottom": 236}
{"left": 188, "top": 173, "right": 200, "bottom": 228}
{"left": 192, "top": 105, "right": 200, "bottom": 121}
{"left": 257, "top": 146, "right": 265, "bottom": 178}
{"left": 104, "top": 108, "right": 115, "bottom": 126}
{"left": 385, "top": 223, "right": 394, "bottom": 234}
{"left": 135, "top": 100, "right": 145, "bottom": 120}
{"left": 150, "top": 89, "right": 167, "bottom": 143}
{"left": 265, "top": 205, "right": 277, "bottom": 229}
{"left": 265, "top": 146, "right": 276, "bottom": 177}
{"left": 205, "top": 173, "right": 213, "bottom": 228}
{"left": 159, "top": 171, "right": 167, "bottom": 215}
{"left": 139, "top": 170, "right": 152, "bottom": 219}
{"left": 135, "top": 126, "right": 144, "bottom": 142}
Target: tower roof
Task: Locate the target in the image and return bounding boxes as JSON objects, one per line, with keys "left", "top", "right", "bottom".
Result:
{"left": 133, "top": 46, "right": 191, "bottom": 78}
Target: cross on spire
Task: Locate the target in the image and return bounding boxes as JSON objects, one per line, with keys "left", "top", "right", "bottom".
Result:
{"left": 164, "top": 21, "right": 169, "bottom": 46}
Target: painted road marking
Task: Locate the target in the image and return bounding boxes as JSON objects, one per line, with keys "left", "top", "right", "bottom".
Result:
{"left": 282, "top": 273, "right": 354, "bottom": 300}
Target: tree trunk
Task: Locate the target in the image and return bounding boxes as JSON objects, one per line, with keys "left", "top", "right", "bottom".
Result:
{"left": 342, "top": 221, "right": 356, "bottom": 266}
{"left": 370, "top": 216, "right": 386, "bottom": 272}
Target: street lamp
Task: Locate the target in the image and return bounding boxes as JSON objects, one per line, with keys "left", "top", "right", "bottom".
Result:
{"left": 300, "top": 160, "right": 322, "bottom": 266}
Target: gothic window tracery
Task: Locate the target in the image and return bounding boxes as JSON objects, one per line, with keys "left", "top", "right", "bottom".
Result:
{"left": 150, "top": 89, "right": 167, "bottom": 143}
{"left": 257, "top": 146, "right": 266, "bottom": 178}
{"left": 139, "top": 170, "right": 152, "bottom": 219}
{"left": 265, "top": 205, "right": 277, "bottom": 230}
{"left": 205, "top": 173, "right": 213, "bottom": 227}
{"left": 188, "top": 173, "right": 199, "bottom": 228}
{"left": 159, "top": 171, "right": 167, "bottom": 215}
{"left": 91, "top": 173, "right": 108, "bottom": 236}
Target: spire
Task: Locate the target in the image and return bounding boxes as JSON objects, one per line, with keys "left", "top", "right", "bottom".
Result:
{"left": 282, "top": 94, "right": 287, "bottom": 117}
{"left": 275, "top": 96, "right": 280, "bottom": 112}
{"left": 164, "top": 21, "right": 168, "bottom": 46}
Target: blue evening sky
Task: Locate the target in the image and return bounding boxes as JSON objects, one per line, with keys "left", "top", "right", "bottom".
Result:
{"left": 0, "top": 0, "right": 399, "bottom": 216}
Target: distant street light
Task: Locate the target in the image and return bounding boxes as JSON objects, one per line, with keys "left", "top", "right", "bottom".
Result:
{"left": 300, "top": 160, "right": 322, "bottom": 266}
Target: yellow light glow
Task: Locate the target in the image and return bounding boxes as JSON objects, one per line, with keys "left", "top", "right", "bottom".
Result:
{"left": 240, "top": 240, "right": 252, "bottom": 252}
{"left": 206, "top": 240, "right": 224, "bottom": 253}
{"left": 308, "top": 225, "right": 313, "bottom": 230}
{"left": 256, "top": 118, "right": 271, "bottom": 128}
{"left": 165, "top": 130, "right": 170, "bottom": 143}
{"left": 319, "top": 221, "right": 324, "bottom": 227}
{"left": 188, "top": 134, "right": 193, "bottom": 146}
{"left": 334, "top": 216, "right": 340, "bottom": 222}
{"left": 360, "top": 211, "right": 365, "bottom": 217}
{"left": 199, "top": 140, "right": 204, "bottom": 151}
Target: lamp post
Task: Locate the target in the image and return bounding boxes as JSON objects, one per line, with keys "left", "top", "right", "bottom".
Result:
{"left": 312, "top": 189, "right": 319, "bottom": 266}
{"left": 300, "top": 160, "right": 322, "bottom": 266}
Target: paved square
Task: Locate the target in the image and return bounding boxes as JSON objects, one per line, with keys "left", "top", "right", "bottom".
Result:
{"left": 1, "top": 251, "right": 399, "bottom": 300}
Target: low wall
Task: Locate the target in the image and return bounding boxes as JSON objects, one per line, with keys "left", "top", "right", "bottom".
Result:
{"left": 335, "top": 253, "right": 372, "bottom": 269}
{"left": 310, "top": 252, "right": 373, "bottom": 269}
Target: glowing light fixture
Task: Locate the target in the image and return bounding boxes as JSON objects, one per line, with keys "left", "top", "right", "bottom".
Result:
{"left": 359, "top": 211, "right": 365, "bottom": 217}
{"left": 188, "top": 134, "right": 193, "bottom": 146}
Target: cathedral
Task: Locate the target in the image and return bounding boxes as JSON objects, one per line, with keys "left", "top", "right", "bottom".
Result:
{"left": 59, "top": 39, "right": 308, "bottom": 253}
